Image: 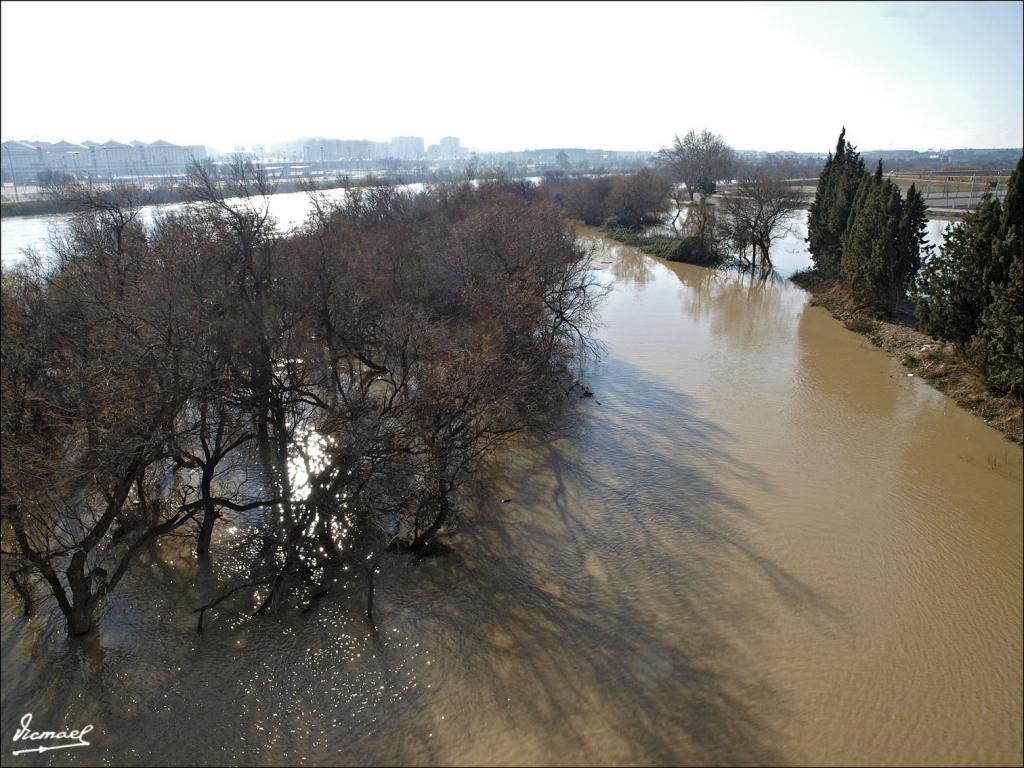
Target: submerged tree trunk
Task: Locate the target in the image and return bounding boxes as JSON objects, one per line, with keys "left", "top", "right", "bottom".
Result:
{"left": 410, "top": 482, "right": 450, "bottom": 553}
{"left": 364, "top": 545, "right": 385, "bottom": 629}
{"left": 197, "top": 467, "right": 218, "bottom": 555}
{"left": 67, "top": 601, "right": 95, "bottom": 636}
{"left": 8, "top": 571, "right": 34, "bottom": 616}
{"left": 66, "top": 551, "right": 97, "bottom": 635}
{"left": 365, "top": 561, "right": 376, "bottom": 624}
{"left": 316, "top": 514, "right": 341, "bottom": 560}
{"left": 252, "top": 363, "right": 272, "bottom": 446}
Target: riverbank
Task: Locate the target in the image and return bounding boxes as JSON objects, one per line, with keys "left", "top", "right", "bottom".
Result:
{"left": 586, "top": 219, "right": 1021, "bottom": 444}
{"left": 2, "top": 192, "right": 173, "bottom": 217}
{"left": 4, "top": 218, "right": 1021, "bottom": 766}
{"left": 791, "top": 269, "right": 1023, "bottom": 444}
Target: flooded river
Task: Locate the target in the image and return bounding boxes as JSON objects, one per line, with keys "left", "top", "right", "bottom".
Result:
{"left": 0, "top": 187, "right": 358, "bottom": 266}
{"left": 1, "top": 186, "right": 945, "bottom": 268}
{"left": 1, "top": 220, "right": 1021, "bottom": 765}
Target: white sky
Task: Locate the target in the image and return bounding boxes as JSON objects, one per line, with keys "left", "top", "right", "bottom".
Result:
{"left": 2, "top": 1, "right": 1022, "bottom": 154}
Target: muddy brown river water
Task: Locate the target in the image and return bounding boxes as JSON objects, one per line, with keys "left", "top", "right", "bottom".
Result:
{"left": 1, "top": 230, "right": 1021, "bottom": 766}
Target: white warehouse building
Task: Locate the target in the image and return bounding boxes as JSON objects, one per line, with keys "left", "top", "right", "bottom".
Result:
{"left": 1, "top": 138, "right": 208, "bottom": 184}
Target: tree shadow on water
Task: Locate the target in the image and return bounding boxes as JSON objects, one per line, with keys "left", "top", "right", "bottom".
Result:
{"left": 0, "top": 354, "right": 837, "bottom": 766}
{"left": 401, "top": 355, "right": 837, "bottom": 765}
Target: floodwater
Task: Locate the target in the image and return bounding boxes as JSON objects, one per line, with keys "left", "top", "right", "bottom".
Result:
{"left": 1, "top": 225, "right": 1021, "bottom": 766}
{"left": 2, "top": 187, "right": 947, "bottom": 269}
{"left": 0, "top": 186, "right": 410, "bottom": 267}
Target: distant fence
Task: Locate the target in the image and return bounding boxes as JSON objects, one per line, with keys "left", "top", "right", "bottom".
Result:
{"left": 886, "top": 169, "right": 1013, "bottom": 211}
{"left": 770, "top": 170, "right": 1013, "bottom": 213}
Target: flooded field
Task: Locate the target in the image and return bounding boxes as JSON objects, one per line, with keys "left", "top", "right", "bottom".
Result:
{"left": 1, "top": 187, "right": 949, "bottom": 269}
{"left": 1, "top": 187, "right": 355, "bottom": 266}
{"left": 1, "top": 223, "right": 1021, "bottom": 766}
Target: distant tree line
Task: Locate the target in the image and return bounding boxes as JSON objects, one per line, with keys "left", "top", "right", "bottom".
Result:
{"left": 0, "top": 164, "right": 602, "bottom": 636}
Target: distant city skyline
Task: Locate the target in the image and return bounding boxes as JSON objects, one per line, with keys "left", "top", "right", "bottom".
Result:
{"left": 2, "top": 2, "right": 1022, "bottom": 154}
{"left": 3, "top": 132, "right": 1020, "bottom": 158}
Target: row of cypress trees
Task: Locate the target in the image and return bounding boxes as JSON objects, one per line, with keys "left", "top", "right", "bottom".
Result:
{"left": 808, "top": 128, "right": 1022, "bottom": 397}
{"left": 915, "top": 157, "right": 1023, "bottom": 396}
{"left": 807, "top": 128, "right": 928, "bottom": 316}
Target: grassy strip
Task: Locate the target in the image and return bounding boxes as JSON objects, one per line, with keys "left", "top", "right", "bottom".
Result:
{"left": 1, "top": 198, "right": 89, "bottom": 217}
{"left": 791, "top": 269, "right": 1022, "bottom": 444}
{"left": 598, "top": 225, "right": 724, "bottom": 267}
{"left": 2, "top": 188, "right": 195, "bottom": 218}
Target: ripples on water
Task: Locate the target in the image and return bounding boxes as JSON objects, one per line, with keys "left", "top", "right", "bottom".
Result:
{"left": 1, "top": 225, "right": 1020, "bottom": 766}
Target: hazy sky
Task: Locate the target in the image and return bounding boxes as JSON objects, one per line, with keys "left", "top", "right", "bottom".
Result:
{"left": 2, "top": 1, "right": 1021, "bottom": 153}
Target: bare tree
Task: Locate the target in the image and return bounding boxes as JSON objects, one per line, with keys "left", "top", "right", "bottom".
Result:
{"left": 2, "top": 173, "right": 603, "bottom": 638}
{"left": 718, "top": 173, "right": 805, "bottom": 271}
{"left": 540, "top": 171, "right": 668, "bottom": 230}
{"left": 659, "top": 129, "right": 735, "bottom": 201}
{"left": 605, "top": 170, "right": 671, "bottom": 230}
{"left": 43, "top": 178, "right": 149, "bottom": 244}
{"left": 1, "top": 192, "right": 196, "bottom": 634}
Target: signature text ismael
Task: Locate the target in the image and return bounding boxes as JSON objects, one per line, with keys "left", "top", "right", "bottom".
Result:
{"left": 11, "top": 713, "right": 93, "bottom": 755}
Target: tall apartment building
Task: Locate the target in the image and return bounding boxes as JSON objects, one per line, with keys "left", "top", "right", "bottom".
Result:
{"left": 389, "top": 136, "right": 425, "bottom": 160}
{"left": 439, "top": 136, "right": 460, "bottom": 158}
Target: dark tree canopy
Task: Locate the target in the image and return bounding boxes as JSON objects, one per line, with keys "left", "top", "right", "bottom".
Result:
{"left": 916, "top": 196, "right": 1003, "bottom": 346}
{"left": 917, "top": 155, "right": 1024, "bottom": 395}
{"left": 841, "top": 161, "right": 927, "bottom": 316}
{"left": 807, "top": 127, "right": 867, "bottom": 277}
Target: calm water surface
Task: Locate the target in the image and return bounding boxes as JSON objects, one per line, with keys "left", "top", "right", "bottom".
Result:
{"left": 1, "top": 224, "right": 1020, "bottom": 766}
{"left": 2, "top": 189, "right": 948, "bottom": 269}
{"left": 0, "top": 186, "right": 398, "bottom": 266}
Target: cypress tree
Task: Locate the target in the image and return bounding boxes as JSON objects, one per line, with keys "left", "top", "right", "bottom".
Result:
{"left": 916, "top": 195, "right": 1003, "bottom": 347}
{"left": 843, "top": 161, "right": 876, "bottom": 244}
{"left": 916, "top": 221, "right": 974, "bottom": 344}
{"left": 973, "top": 246, "right": 1023, "bottom": 396}
{"left": 841, "top": 162, "right": 922, "bottom": 315}
{"left": 841, "top": 164, "right": 884, "bottom": 305}
{"left": 988, "top": 155, "right": 1023, "bottom": 293}
{"left": 807, "top": 128, "right": 866, "bottom": 277}
{"left": 972, "top": 155, "right": 1024, "bottom": 394}
{"left": 894, "top": 183, "right": 928, "bottom": 313}
{"left": 876, "top": 180, "right": 908, "bottom": 315}
{"left": 807, "top": 149, "right": 836, "bottom": 269}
